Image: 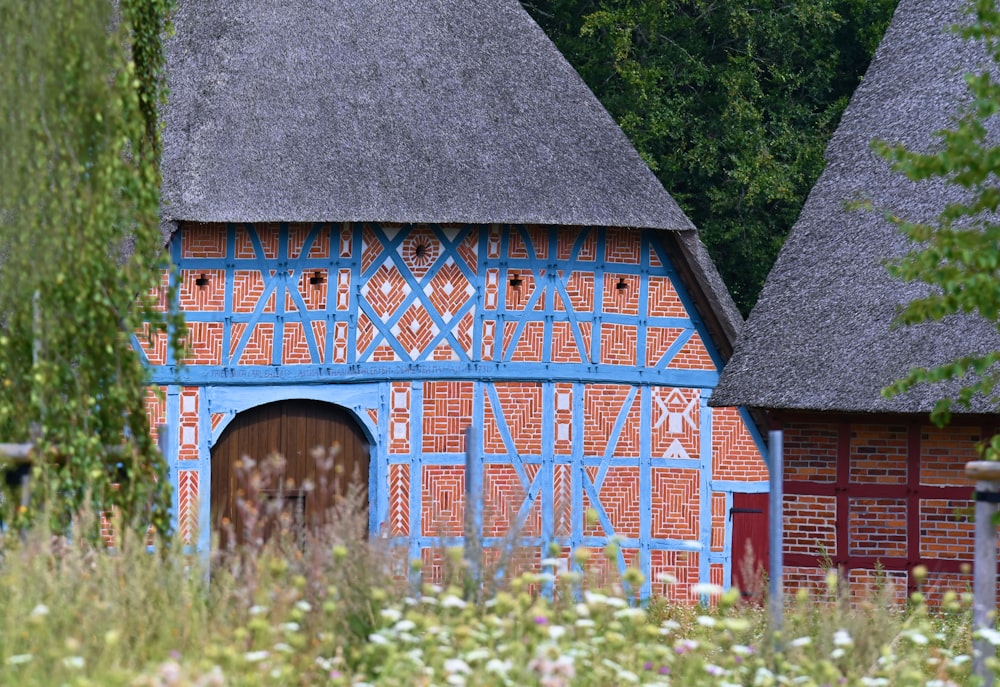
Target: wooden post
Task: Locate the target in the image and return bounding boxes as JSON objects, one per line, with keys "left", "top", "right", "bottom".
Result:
{"left": 769, "top": 430, "right": 784, "bottom": 637}
{"left": 966, "top": 460, "right": 1000, "bottom": 687}
{"left": 464, "top": 425, "right": 483, "bottom": 596}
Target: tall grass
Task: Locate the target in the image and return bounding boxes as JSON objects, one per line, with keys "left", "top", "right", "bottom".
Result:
{"left": 0, "top": 455, "right": 990, "bottom": 686}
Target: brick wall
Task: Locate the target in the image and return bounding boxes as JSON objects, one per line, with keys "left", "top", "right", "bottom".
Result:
{"left": 146, "top": 222, "right": 768, "bottom": 598}
{"left": 780, "top": 413, "right": 995, "bottom": 603}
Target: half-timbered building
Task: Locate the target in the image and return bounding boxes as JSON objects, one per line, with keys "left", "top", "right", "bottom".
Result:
{"left": 153, "top": 0, "right": 767, "bottom": 597}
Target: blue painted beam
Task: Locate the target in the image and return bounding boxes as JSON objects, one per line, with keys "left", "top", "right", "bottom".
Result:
{"left": 148, "top": 362, "right": 720, "bottom": 388}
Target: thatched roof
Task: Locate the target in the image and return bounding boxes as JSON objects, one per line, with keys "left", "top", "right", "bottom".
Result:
{"left": 161, "top": 0, "right": 688, "bottom": 231}
{"left": 712, "top": 0, "right": 1000, "bottom": 414}
{"left": 160, "top": 0, "right": 745, "bottom": 359}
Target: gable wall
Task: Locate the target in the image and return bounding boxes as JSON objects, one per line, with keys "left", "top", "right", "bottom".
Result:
{"left": 142, "top": 222, "right": 766, "bottom": 598}
{"left": 777, "top": 412, "right": 997, "bottom": 605}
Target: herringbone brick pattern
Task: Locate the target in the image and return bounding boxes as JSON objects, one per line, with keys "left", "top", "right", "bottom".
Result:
{"left": 711, "top": 406, "right": 767, "bottom": 481}
{"left": 667, "top": 333, "right": 715, "bottom": 370}
{"left": 489, "top": 383, "right": 543, "bottom": 454}
{"left": 647, "top": 275, "right": 687, "bottom": 318}
{"left": 182, "top": 322, "right": 223, "bottom": 365}
{"left": 602, "top": 274, "right": 640, "bottom": 315}
{"left": 599, "top": 323, "right": 638, "bottom": 367}
{"left": 179, "top": 270, "right": 225, "bottom": 312}
{"left": 388, "top": 463, "right": 409, "bottom": 536}
{"left": 178, "top": 469, "right": 199, "bottom": 545}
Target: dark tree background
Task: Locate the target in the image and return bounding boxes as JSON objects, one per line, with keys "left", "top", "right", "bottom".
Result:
{"left": 521, "top": 0, "right": 898, "bottom": 314}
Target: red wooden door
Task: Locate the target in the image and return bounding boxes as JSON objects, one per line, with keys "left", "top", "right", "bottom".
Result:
{"left": 210, "top": 400, "right": 369, "bottom": 547}
{"left": 731, "top": 492, "right": 769, "bottom": 598}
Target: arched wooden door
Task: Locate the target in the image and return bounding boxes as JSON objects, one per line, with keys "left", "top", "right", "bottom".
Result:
{"left": 210, "top": 400, "right": 370, "bottom": 546}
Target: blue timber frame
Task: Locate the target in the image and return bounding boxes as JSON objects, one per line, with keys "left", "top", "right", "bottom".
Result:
{"left": 149, "top": 222, "right": 768, "bottom": 596}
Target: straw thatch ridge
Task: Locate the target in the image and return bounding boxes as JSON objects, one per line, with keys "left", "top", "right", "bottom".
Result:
{"left": 161, "top": 0, "right": 689, "bottom": 231}
{"left": 712, "top": 0, "right": 1000, "bottom": 413}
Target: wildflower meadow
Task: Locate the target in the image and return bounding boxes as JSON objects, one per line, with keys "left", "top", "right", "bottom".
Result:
{"left": 0, "top": 475, "right": 994, "bottom": 687}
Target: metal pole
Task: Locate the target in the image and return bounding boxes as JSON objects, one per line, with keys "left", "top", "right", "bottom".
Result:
{"left": 464, "top": 425, "right": 483, "bottom": 596}
{"left": 768, "top": 429, "right": 784, "bottom": 636}
{"left": 967, "top": 461, "right": 1000, "bottom": 687}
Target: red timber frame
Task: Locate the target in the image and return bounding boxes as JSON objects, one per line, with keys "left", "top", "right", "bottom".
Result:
{"left": 772, "top": 411, "right": 998, "bottom": 595}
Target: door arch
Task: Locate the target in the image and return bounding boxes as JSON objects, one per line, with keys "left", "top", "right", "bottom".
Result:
{"left": 210, "top": 399, "right": 370, "bottom": 547}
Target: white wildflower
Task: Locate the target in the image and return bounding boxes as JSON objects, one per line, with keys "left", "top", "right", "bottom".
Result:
{"left": 904, "top": 630, "right": 928, "bottom": 645}
{"left": 278, "top": 622, "right": 300, "bottom": 633}
{"left": 444, "top": 658, "right": 471, "bottom": 674}
{"left": 7, "top": 654, "right": 33, "bottom": 665}
{"left": 860, "top": 678, "right": 889, "bottom": 687}
{"left": 976, "top": 628, "right": 1000, "bottom": 646}
{"left": 368, "top": 634, "right": 388, "bottom": 645}
{"left": 30, "top": 604, "right": 49, "bottom": 618}
{"left": 244, "top": 651, "right": 269, "bottom": 663}
{"left": 465, "top": 648, "right": 490, "bottom": 662}
{"left": 615, "top": 607, "right": 647, "bottom": 621}
{"left": 442, "top": 595, "right": 467, "bottom": 609}
{"left": 395, "top": 619, "right": 416, "bottom": 632}
{"left": 273, "top": 643, "right": 293, "bottom": 653}
{"left": 486, "top": 658, "right": 512, "bottom": 675}
{"left": 62, "top": 656, "right": 85, "bottom": 669}
{"left": 575, "top": 618, "right": 595, "bottom": 628}
{"left": 548, "top": 625, "right": 566, "bottom": 640}
{"left": 831, "top": 648, "right": 845, "bottom": 659}
{"left": 249, "top": 605, "right": 268, "bottom": 616}
{"left": 690, "top": 583, "right": 723, "bottom": 597}
{"left": 294, "top": 600, "right": 312, "bottom": 612}
{"left": 705, "top": 664, "right": 727, "bottom": 677}
{"left": 696, "top": 615, "right": 717, "bottom": 627}
{"left": 380, "top": 608, "right": 402, "bottom": 622}
{"left": 833, "top": 629, "right": 853, "bottom": 647}
{"left": 790, "top": 636, "right": 812, "bottom": 648}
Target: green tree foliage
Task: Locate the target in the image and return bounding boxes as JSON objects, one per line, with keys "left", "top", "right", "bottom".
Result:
{"left": 0, "top": 0, "right": 181, "bottom": 535}
{"left": 879, "top": 0, "right": 1000, "bottom": 443}
{"left": 522, "top": 0, "right": 897, "bottom": 313}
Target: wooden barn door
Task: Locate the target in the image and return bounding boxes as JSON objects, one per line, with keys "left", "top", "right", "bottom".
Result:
{"left": 211, "top": 400, "right": 369, "bottom": 547}
{"left": 731, "top": 492, "right": 769, "bottom": 598}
